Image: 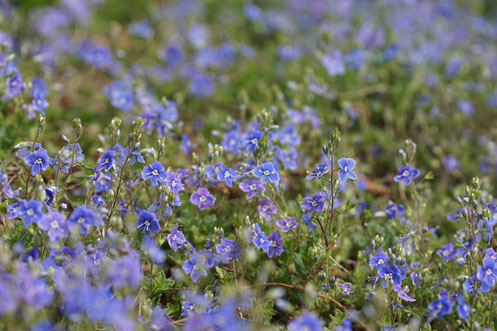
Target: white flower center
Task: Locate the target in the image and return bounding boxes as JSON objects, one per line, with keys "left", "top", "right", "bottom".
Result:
{"left": 77, "top": 217, "right": 85, "bottom": 224}
{"left": 199, "top": 196, "right": 206, "bottom": 202}
{"left": 50, "top": 220, "right": 59, "bottom": 229}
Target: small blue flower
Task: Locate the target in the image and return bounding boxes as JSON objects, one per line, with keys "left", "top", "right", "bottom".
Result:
{"left": 136, "top": 210, "right": 160, "bottom": 234}
{"left": 183, "top": 252, "right": 209, "bottom": 283}
{"left": 252, "top": 162, "right": 279, "bottom": 184}
{"left": 455, "top": 297, "right": 470, "bottom": 321}
{"left": 394, "top": 166, "right": 420, "bottom": 186}
{"left": 216, "top": 165, "right": 238, "bottom": 187}
{"left": 24, "top": 149, "right": 50, "bottom": 175}
{"left": 477, "top": 257, "right": 497, "bottom": 288}
{"left": 252, "top": 224, "right": 270, "bottom": 253}
{"left": 338, "top": 158, "right": 357, "bottom": 182}
{"left": 306, "top": 163, "right": 329, "bottom": 180}
{"left": 385, "top": 203, "right": 405, "bottom": 220}
{"left": 95, "top": 150, "right": 115, "bottom": 172}
{"left": 288, "top": 311, "right": 324, "bottom": 331}
{"left": 17, "top": 200, "right": 43, "bottom": 226}
{"left": 427, "top": 296, "right": 452, "bottom": 322}
{"left": 437, "top": 243, "right": 456, "bottom": 262}
{"left": 67, "top": 205, "right": 104, "bottom": 235}
{"left": 142, "top": 161, "right": 166, "bottom": 186}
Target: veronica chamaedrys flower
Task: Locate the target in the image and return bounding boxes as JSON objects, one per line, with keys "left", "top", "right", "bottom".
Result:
{"left": 24, "top": 149, "right": 49, "bottom": 175}
{"left": 164, "top": 172, "right": 184, "bottom": 198}
{"left": 183, "top": 252, "right": 209, "bottom": 283}
{"left": 17, "top": 200, "right": 43, "bottom": 226}
{"left": 385, "top": 203, "right": 404, "bottom": 220}
{"left": 92, "top": 195, "right": 106, "bottom": 208}
{"left": 321, "top": 50, "right": 345, "bottom": 76}
{"left": 67, "top": 205, "right": 104, "bottom": 234}
{"left": 215, "top": 237, "right": 241, "bottom": 264}
{"left": 288, "top": 311, "right": 324, "bottom": 331}
{"left": 38, "top": 211, "right": 68, "bottom": 241}
{"left": 338, "top": 158, "right": 357, "bottom": 182}
{"left": 394, "top": 166, "right": 420, "bottom": 186}
{"left": 369, "top": 253, "right": 390, "bottom": 269}
{"left": 108, "top": 255, "right": 142, "bottom": 288}
{"left": 378, "top": 264, "right": 402, "bottom": 288}
{"left": 427, "top": 296, "right": 452, "bottom": 322}
{"left": 393, "top": 285, "right": 415, "bottom": 302}
{"left": 339, "top": 282, "right": 355, "bottom": 295}
{"left": 6, "top": 70, "right": 23, "bottom": 97}
{"left": 257, "top": 198, "right": 277, "bottom": 221}
{"left": 142, "top": 161, "right": 166, "bottom": 186}
{"left": 442, "top": 155, "right": 460, "bottom": 173}
{"left": 477, "top": 257, "right": 497, "bottom": 288}
{"left": 252, "top": 224, "right": 270, "bottom": 252}
{"left": 190, "top": 187, "right": 215, "bottom": 210}
{"left": 455, "top": 297, "right": 470, "bottom": 321}
{"left": 167, "top": 227, "right": 186, "bottom": 252}
{"left": 437, "top": 243, "right": 456, "bottom": 262}
{"left": 245, "top": 131, "right": 262, "bottom": 154}
{"left": 239, "top": 178, "right": 265, "bottom": 199}
{"left": 143, "top": 236, "right": 165, "bottom": 265}
{"left": 300, "top": 192, "right": 326, "bottom": 214}
{"left": 276, "top": 216, "right": 298, "bottom": 232}
{"left": 136, "top": 210, "right": 160, "bottom": 234}
{"left": 252, "top": 162, "right": 280, "bottom": 184}
{"left": 267, "top": 231, "right": 284, "bottom": 258}
{"left": 305, "top": 163, "right": 329, "bottom": 180}
{"left": 215, "top": 165, "right": 238, "bottom": 187}
{"left": 95, "top": 150, "right": 115, "bottom": 172}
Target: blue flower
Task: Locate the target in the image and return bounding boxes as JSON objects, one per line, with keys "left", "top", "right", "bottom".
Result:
{"left": 216, "top": 165, "right": 238, "bottom": 187}
{"left": 338, "top": 158, "right": 357, "bottom": 182}
{"left": 455, "top": 297, "right": 470, "bottom": 321}
{"left": 426, "top": 296, "right": 452, "bottom": 322}
{"left": 167, "top": 227, "right": 186, "bottom": 252}
{"left": 239, "top": 178, "right": 265, "bottom": 199}
{"left": 321, "top": 50, "right": 345, "bottom": 76}
{"left": 378, "top": 264, "right": 402, "bottom": 288}
{"left": 142, "top": 161, "right": 166, "bottom": 186}
{"left": 24, "top": 149, "right": 49, "bottom": 175}
{"left": 300, "top": 192, "right": 326, "bottom": 214}
{"left": 6, "top": 70, "right": 23, "bottom": 97}
{"left": 92, "top": 195, "right": 106, "bottom": 208}
{"left": 252, "top": 224, "right": 270, "bottom": 252}
{"left": 288, "top": 311, "right": 324, "bottom": 331}
{"left": 67, "top": 205, "right": 104, "bottom": 235}
{"left": 245, "top": 131, "right": 262, "bottom": 154}
{"left": 385, "top": 203, "right": 405, "bottom": 221}
{"left": 143, "top": 236, "right": 165, "bottom": 265}
{"left": 276, "top": 217, "right": 298, "bottom": 232}
{"left": 305, "top": 163, "right": 329, "bottom": 180}
{"left": 95, "top": 150, "right": 115, "bottom": 172}
{"left": 437, "top": 243, "right": 456, "bottom": 262}
{"left": 369, "top": 253, "right": 390, "bottom": 269}
{"left": 394, "top": 166, "right": 420, "bottom": 186}
{"left": 477, "top": 257, "right": 497, "bottom": 288}
{"left": 17, "top": 200, "right": 43, "bottom": 226}
{"left": 215, "top": 237, "right": 241, "bottom": 264}
{"left": 136, "top": 210, "right": 160, "bottom": 234}
{"left": 267, "top": 231, "right": 284, "bottom": 258}
{"left": 252, "top": 162, "right": 280, "bottom": 184}
{"left": 183, "top": 252, "right": 210, "bottom": 283}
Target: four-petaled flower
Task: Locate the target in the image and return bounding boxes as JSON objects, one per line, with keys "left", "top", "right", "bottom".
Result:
{"left": 136, "top": 210, "right": 160, "bottom": 234}
{"left": 305, "top": 163, "right": 329, "bottom": 180}
{"left": 300, "top": 192, "right": 326, "bottom": 214}
{"left": 190, "top": 187, "right": 215, "bottom": 210}
{"left": 24, "top": 149, "right": 49, "bottom": 175}
{"left": 239, "top": 178, "right": 265, "bottom": 199}
{"left": 338, "top": 158, "right": 357, "bottom": 182}
{"left": 252, "top": 162, "right": 280, "bottom": 184}
{"left": 276, "top": 216, "right": 298, "bottom": 232}
{"left": 394, "top": 166, "right": 420, "bottom": 186}
{"left": 477, "top": 257, "right": 497, "bottom": 288}
{"left": 38, "top": 211, "right": 68, "bottom": 241}
{"left": 17, "top": 200, "right": 43, "bottom": 226}
{"left": 167, "top": 227, "right": 186, "bottom": 252}
{"left": 142, "top": 161, "right": 167, "bottom": 186}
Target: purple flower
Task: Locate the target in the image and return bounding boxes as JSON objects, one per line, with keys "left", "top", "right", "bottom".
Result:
{"left": 305, "top": 163, "right": 329, "bottom": 180}
{"left": 215, "top": 237, "right": 241, "bottom": 264}
{"left": 276, "top": 216, "right": 298, "bottom": 232}
{"left": 24, "top": 149, "right": 49, "bottom": 175}
{"left": 457, "top": 99, "right": 474, "bottom": 115}
{"left": 267, "top": 231, "right": 284, "bottom": 258}
{"left": 108, "top": 255, "right": 142, "bottom": 288}
{"left": 167, "top": 227, "right": 186, "bottom": 252}
{"left": 143, "top": 236, "right": 166, "bottom": 265}
{"left": 456, "top": 297, "right": 470, "bottom": 321}
{"left": 6, "top": 70, "right": 23, "bottom": 97}
{"left": 95, "top": 150, "right": 115, "bottom": 172}
{"left": 239, "top": 178, "right": 265, "bottom": 199}
{"left": 393, "top": 166, "right": 420, "bottom": 186}
{"left": 245, "top": 131, "right": 262, "bottom": 154}
{"left": 477, "top": 257, "right": 497, "bottom": 288}
{"left": 67, "top": 205, "right": 104, "bottom": 234}
{"left": 385, "top": 204, "right": 404, "bottom": 220}
{"left": 378, "top": 264, "right": 402, "bottom": 288}
{"left": 252, "top": 162, "right": 280, "bottom": 184}
{"left": 183, "top": 252, "right": 209, "bottom": 283}
{"left": 216, "top": 165, "right": 238, "bottom": 187}
{"left": 257, "top": 199, "right": 277, "bottom": 221}
{"left": 339, "top": 282, "right": 355, "bottom": 295}
{"left": 369, "top": 253, "right": 390, "bottom": 269}
{"left": 427, "top": 296, "right": 452, "bottom": 322}
{"left": 92, "top": 195, "right": 106, "bottom": 208}
{"left": 190, "top": 187, "right": 215, "bottom": 210}
{"left": 252, "top": 224, "right": 270, "bottom": 252}
{"left": 393, "top": 285, "right": 415, "bottom": 302}
{"left": 16, "top": 200, "right": 43, "bottom": 226}
{"left": 442, "top": 155, "right": 460, "bottom": 173}
{"left": 338, "top": 158, "right": 357, "bottom": 182}
{"left": 38, "top": 211, "right": 68, "bottom": 241}
{"left": 136, "top": 210, "right": 160, "bottom": 234}
{"left": 437, "top": 243, "right": 456, "bottom": 262}
{"left": 288, "top": 311, "right": 324, "bottom": 331}
{"left": 142, "top": 161, "right": 166, "bottom": 186}
{"left": 164, "top": 172, "right": 184, "bottom": 198}
{"left": 321, "top": 50, "right": 345, "bottom": 76}
{"left": 300, "top": 192, "right": 326, "bottom": 214}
